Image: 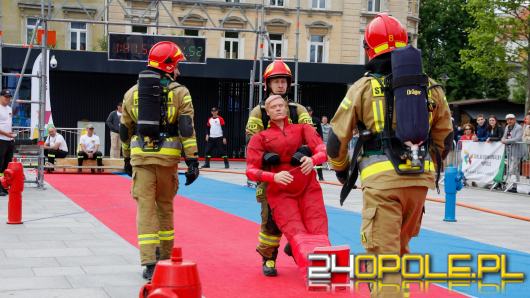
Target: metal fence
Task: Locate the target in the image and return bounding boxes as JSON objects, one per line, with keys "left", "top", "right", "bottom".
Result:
{"left": 452, "top": 140, "right": 530, "bottom": 193}
{"left": 13, "top": 126, "right": 83, "bottom": 158}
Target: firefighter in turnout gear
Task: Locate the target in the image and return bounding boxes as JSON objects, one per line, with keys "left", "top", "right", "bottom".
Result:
{"left": 120, "top": 41, "right": 200, "bottom": 281}
{"left": 245, "top": 60, "right": 313, "bottom": 277}
{"left": 327, "top": 14, "right": 453, "bottom": 297}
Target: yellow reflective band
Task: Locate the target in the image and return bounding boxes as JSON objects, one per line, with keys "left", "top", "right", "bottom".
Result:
{"left": 138, "top": 233, "right": 159, "bottom": 239}
{"left": 372, "top": 101, "right": 382, "bottom": 133}
{"left": 158, "top": 230, "right": 174, "bottom": 235}
{"left": 183, "top": 95, "right": 192, "bottom": 103}
{"left": 132, "top": 107, "right": 138, "bottom": 121}
{"left": 395, "top": 42, "right": 407, "bottom": 48}
{"left": 167, "top": 91, "right": 174, "bottom": 104}
{"left": 361, "top": 232, "right": 367, "bottom": 243}
{"left": 378, "top": 99, "right": 384, "bottom": 127}
{"left": 429, "top": 112, "right": 433, "bottom": 126}
{"left": 258, "top": 237, "right": 280, "bottom": 247}
{"left": 131, "top": 147, "right": 182, "bottom": 156}
{"left": 159, "top": 236, "right": 174, "bottom": 241}
{"left": 149, "top": 61, "right": 159, "bottom": 68}
{"left": 259, "top": 232, "right": 281, "bottom": 240}
{"left": 374, "top": 43, "right": 389, "bottom": 54}
{"left": 329, "top": 156, "right": 349, "bottom": 168}
{"left": 133, "top": 90, "right": 138, "bottom": 106}
{"left": 158, "top": 230, "right": 175, "bottom": 241}
{"left": 139, "top": 240, "right": 160, "bottom": 245}
{"left": 371, "top": 78, "right": 384, "bottom": 97}
{"left": 182, "top": 139, "right": 197, "bottom": 149}
{"left": 360, "top": 160, "right": 435, "bottom": 181}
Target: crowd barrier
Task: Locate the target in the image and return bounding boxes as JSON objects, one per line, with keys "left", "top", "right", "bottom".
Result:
{"left": 451, "top": 140, "right": 530, "bottom": 193}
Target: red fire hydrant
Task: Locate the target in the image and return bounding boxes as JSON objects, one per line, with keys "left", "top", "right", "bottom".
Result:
{"left": 139, "top": 247, "right": 202, "bottom": 298}
{"left": 1, "top": 158, "right": 25, "bottom": 224}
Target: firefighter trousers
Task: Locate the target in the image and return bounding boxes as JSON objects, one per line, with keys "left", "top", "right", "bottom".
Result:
{"left": 132, "top": 164, "right": 178, "bottom": 265}
{"left": 361, "top": 186, "right": 427, "bottom": 298}
{"left": 256, "top": 182, "right": 282, "bottom": 259}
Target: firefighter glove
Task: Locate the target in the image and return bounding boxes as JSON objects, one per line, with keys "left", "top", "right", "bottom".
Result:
{"left": 263, "top": 152, "right": 280, "bottom": 166}
{"left": 335, "top": 169, "right": 348, "bottom": 185}
{"left": 291, "top": 145, "right": 313, "bottom": 166}
{"left": 124, "top": 157, "right": 132, "bottom": 177}
{"left": 185, "top": 158, "right": 199, "bottom": 186}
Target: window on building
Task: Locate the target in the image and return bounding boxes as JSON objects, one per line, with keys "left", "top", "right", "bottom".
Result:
{"left": 270, "top": 0, "right": 285, "bottom": 7}
{"left": 309, "top": 35, "right": 324, "bottom": 63}
{"left": 70, "top": 22, "right": 87, "bottom": 51}
{"left": 367, "top": 0, "right": 381, "bottom": 12}
{"left": 132, "top": 25, "right": 148, "bottom": 34}
{"left": 269, "top": 34, "right": 283, "bottom": 58}
{"left": 184, "top": 29, "right": 199, "bottom": 36}
{"left": 26, "top": 17, "right": 41, "bottom": 44}
{"left": 312, "top": 0, "right": 326, "bottom": 9}
{"left": 224, "top": 32, "right": 240, "bottom": 59}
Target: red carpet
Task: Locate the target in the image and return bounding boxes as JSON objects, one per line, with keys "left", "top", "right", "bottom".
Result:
{"left": 45, "top": 174, "right": 465, "bottom": 298}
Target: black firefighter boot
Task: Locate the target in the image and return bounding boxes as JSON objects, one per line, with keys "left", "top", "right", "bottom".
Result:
{"left": 262, "top": 250, "right": 278, "bottom": 277}
{"left": 223, "top": 156, "right": 229, "bottom": 169}
{"left": 201, "top": 157, "right": 210, "bottom": 168}
{"left": 317, "top": 167, "right": 324, "bottom": 181}
{"left": 142, "top": 264, "right": 156, "bottom": 281}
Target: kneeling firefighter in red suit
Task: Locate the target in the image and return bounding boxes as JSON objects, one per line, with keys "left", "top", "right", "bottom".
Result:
{"left": 246, "top": 94, "right": 331, "bottom": 274}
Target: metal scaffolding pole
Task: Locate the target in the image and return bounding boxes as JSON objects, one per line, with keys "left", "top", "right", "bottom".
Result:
{"left": 294, "top": 0, "right": 301, "bottom": 103}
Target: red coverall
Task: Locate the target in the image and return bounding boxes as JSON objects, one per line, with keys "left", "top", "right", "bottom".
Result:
{"left": 246, "top": 118, "right": 330, "bottom": 272}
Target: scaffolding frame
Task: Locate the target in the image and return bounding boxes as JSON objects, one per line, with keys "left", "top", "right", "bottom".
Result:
{"left": 0, "top": 0, "right": 304, "bottom": 188}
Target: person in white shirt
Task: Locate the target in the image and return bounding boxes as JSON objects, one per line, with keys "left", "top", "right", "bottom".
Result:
{"left": 77, "top": 124, "right": 103, "bottom": 172}
{"left": 0, "top": 89, "right": 15, "bottom": 196}
{"left": 43, "top": 127, "right": 68, "bottom": 168}
{"left": 202, "top": 107, "right": 229, "bottom": 168}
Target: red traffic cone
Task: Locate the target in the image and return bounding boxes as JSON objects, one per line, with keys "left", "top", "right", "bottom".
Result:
{"left": 139, "top": 247, "right": 202, "bottom": 298}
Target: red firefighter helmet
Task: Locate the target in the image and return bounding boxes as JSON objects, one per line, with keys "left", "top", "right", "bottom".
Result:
{"left": 364, "top": 13, "right": 408, "bottom": 60}
{"left": 147, "top": 41, "right": 186, "bottom": 73}
{"left": 263, "top": 60, "right": 292, "bottom": 91}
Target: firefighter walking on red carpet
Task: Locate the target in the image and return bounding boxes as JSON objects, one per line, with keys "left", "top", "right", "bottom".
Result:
{"left": 120, "top": 41, "right": 200, "bottom": 281}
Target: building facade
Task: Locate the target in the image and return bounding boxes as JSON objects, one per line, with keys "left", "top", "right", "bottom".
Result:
{"left": 2, "top": 0, "right": 420, "bottom": 64}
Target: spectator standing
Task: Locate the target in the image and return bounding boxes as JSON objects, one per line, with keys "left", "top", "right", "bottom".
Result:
{"left": 486, "top": 115, "right": 503, "bottom": 142}
{"left": 459, "top": 123, "right": 476, "bottom": 141}
{"left": 321, "top": 115, "right": 331, "bottom": 145}
{"left": 43, "top": 126, "right": 68, "bottom": 168}
{"left": 0, "top": 90, "right": 15, "bottom": 196}
{"left": 306, "top": 106, "right": 324, "bottom": 180}
{"left": 77, "top": 124, "right": 103, "bottom": 173}
{"left": 202, "top": 107, "right": 229, "bottom": 169}
{"left": 473, "top": 114, "right": 488, "bottom": 142}
{"left": 106, "top": 102, "right": 122, "bottom": 158}
{"left": 502, "top": 114, "right": 523, "bottom": 191}
{"left": 522, "top": 113, "right": 530, "bottom": 143}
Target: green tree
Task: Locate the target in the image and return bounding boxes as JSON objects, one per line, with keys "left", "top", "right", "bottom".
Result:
{"left": 418, "top": 0, "right": 509, "bottom": 101}
{"left": 461, "top": 0, "right": 529, "bottom": 111}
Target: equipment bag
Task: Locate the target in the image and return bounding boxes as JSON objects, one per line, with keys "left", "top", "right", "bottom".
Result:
{"left": 137, "top": 70, "right": 162, "bottom": 139}
{"left": 391, "top": 45, "right": 430, "bottom": 145}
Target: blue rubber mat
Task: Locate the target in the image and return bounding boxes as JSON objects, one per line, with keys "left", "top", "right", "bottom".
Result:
{"left": 178, "top": 176, "right": 530, "bottom": 298}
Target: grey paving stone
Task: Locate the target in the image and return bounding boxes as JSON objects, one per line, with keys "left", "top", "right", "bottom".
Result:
{"left": 0, "top": 288, "right": 109, "bottom": 298}
{"left": 0, "top": 268, "right": 34, "bottom": 278}
{"left": 0, "top": 257, "right": 60, "bottom": 269}
{"left": 88, "top": 247, "right": 138, "bottom": 256}
{"left": 64, "top": 239, "right": 126, "bottom": 248}
{"left": 57, "top": 255, "right": 130, "bottom": 267}
{"left": 4, "top": 248, "right": 93, "bottom": 258}
{"left": 33, "top": 266, "right": 86, "bottom": 276}
{"left": 104, "top": 286, "right": 143, "bottom": 298}
{"left": 82, "top": 264, "right": 139, "bottom": 274}
{"left": 0, "top": 240, "right": 66, "bottom": 249}
{"left": 66, "top": 273, "right": 144, "bottom": 288}
{"left": 0, "top": 276, "right": 71, "bottom": 291}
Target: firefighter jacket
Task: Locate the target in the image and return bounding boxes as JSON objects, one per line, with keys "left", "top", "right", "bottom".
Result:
{"left": 328, "top": 76, "right": 453, "bottom": 190}
{"left": 245, "top": 100, "right": 312, "bottom": 137}
{"left": 121, "top": 81, "right": 198, "bottom": 167}
{"left": 246, "top": 118, "right": 327, "bottom": 186}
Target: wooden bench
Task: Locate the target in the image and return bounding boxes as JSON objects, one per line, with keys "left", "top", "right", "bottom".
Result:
{"left": 46, "top": 158, "right": 125, "bottom": 174}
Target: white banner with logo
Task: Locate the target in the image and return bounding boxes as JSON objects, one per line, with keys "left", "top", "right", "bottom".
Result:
{"left": 460, "top": 141, "right": 505, "bottom": 186}
{"left": 30, "top": 51, "right": 53, "bottom": 139}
